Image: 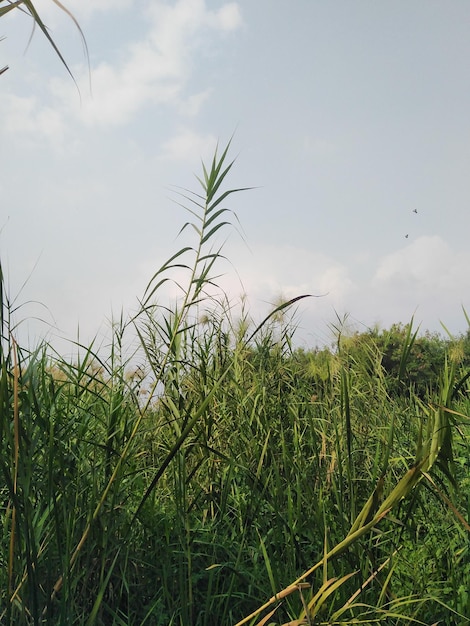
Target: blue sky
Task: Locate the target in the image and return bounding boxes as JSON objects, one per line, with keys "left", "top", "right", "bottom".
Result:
{"left": 1, "top": 0, "right": 470, "bottom": 353}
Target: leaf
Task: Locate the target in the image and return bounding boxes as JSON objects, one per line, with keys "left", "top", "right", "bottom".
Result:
{"left": 247, "top": 295, "right": 316, "bottom": 343}
{"left": 21, "top": 0, "right": 87, "bottom": 84}
{"left": 201, "top": 221, "right": 230, "bottom": 245}
{"left": 0, "top": 1, "right": 24, "bottom": 18}
{"left": 307, "top": 571, "right": 357, "bottom": 619}
{"left": 254, "top": 605, "right": 281, "bottom": 626}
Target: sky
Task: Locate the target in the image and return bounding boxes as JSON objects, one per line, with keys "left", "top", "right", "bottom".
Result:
{"left": 1, "top": 0, "right": 470, "bottom": 355}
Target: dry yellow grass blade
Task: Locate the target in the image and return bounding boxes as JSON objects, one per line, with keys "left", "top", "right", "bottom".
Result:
{"left": 254, "top": 604, "right": 281, "bottom": 626}
{"left": 233, "top": 513, "right": 389, "bottom": 626}
{"left": 235, "top": 462, "right": 429, "bottom": 626}
{"left": 302, "top": 572, "right": 357, "bottom": 621}
{"left": 234, "top": 584, "right": 310, "bottom": 626}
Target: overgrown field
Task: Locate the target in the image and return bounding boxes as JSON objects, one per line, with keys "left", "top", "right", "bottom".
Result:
{"left": 1, "top": 147, "right": 469, "bottom": 625}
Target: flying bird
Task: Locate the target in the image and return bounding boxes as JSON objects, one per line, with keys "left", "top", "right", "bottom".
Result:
{"left": 405, "top": 234, "right": 409, "bottom": 238}
{"left": 412, "top": 209, "right": 418, "bottom": 214}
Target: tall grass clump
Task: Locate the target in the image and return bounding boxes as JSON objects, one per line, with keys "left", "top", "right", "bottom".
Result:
{"left": 1, "top": 144, "right": 469, "bottom": 625}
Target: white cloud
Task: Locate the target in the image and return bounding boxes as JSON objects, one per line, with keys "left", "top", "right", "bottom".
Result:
{"left": 177, "top": 89, "right": 212, "bottom": 116}
{"left": 159, "top": 127, "right": 217, "bottom": 161}
{"left": 53, "top": 0, "right": 242, "bottom": 127}
{"left": 0, "top": 0, "right": 242, "bottom": 136}
{"left": 208, "top": 237, "right": 470, "bottom": 343}
{"left": 329, "top": 235, "right": 470, "bottom": 335}
{"left": 215, "top": 243, "right": 354, "bottom": 310}
{"left": 205, "top": 3, "right": 243, "bottom": 31}
{"left": 32, "top": 0, "right": 133, "bottom": 24}
{"left": 67, "top": 0, "right": 134, "bottom": 19}
{"left": 0, "top": 93, "right": 68, "bottom": 149}
{"left": 373, "top": 235, "right": 470, "bottom": 295}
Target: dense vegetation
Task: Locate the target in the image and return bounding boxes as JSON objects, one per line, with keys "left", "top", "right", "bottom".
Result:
{"left": 1, "top": 146, "right": 469, "bottom": 625}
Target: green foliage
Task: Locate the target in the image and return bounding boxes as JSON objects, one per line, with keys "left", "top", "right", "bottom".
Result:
{"left": 1, "top": 147, "right": 469, "bottom": 625}
{"left": 313, "top": 320, "right": 464, "bottom": 399}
